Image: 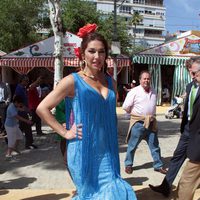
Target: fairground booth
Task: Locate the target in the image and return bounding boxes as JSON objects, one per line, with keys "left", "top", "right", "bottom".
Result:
{"left": 132, "top": 30, "right": 200, "bottom": 105}
{"left": 0, "top": 32, "right": 130, "bottom": 96}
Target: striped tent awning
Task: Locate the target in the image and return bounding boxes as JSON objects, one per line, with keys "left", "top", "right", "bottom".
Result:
{"left": 132, "top": 55, "right": 190, "bottom": 65}
{"left": 0, "top": 57, "right": 130, "bottom": 74}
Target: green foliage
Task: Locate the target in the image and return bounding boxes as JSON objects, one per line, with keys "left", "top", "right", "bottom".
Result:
{"left": 62, "top": 0, "right": 101, "bottom": 34}
{"left": 131, "top": 45, "right": 146, "bottom": 55}
{"left": 0, "top": 0, "right": 47, "bottom": 52}
{"left": 131, "top": 11, "right": 143, "bottom": 27}
{"left": 130, "top": 11, "right": 143, "bottom": 47}
{"left": 61, "top": 0, "right": 131, "bottom": 55}
{"left": 0, "top": 0, "right": 137, "bottom": 56}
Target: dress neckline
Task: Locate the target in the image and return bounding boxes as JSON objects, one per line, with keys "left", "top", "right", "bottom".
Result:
{"left": 75, "top": 73, "right": 110, "bottom": 101}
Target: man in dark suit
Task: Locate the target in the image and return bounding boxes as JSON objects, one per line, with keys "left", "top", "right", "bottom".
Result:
{"left": 175, "top": 57, "right": 200, "bottom": 200}
{"left": 149, "top": 57, "right": 200, "bottom": 197}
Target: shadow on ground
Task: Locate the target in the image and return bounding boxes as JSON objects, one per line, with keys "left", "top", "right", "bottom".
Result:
{"left": 132, "top": 156, "right": 172, "bottom": 170}
{"left": 0, "top": 177, "right": 37, "bottom": 189}
{"left": 125, "top": 177, "right": 149, "bottom": 186}
{"left": 135, "top": 187, "right": 173, "bottom": 200}
{"left": 20, "top": 193, "right": 70, "bottom": 200}
{"left": 0, "top": 132, "right": 65, "bottom": 173}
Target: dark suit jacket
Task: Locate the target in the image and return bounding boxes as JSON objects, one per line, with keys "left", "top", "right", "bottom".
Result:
{"left": 180, "top": 82, "right": 193, "bottom": 133}
{"left": 187, "top": 85, "right": 200, "bottom": 162}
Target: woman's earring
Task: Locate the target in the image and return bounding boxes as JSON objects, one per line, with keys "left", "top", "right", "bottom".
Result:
{"left": 80, "top": 60, "right": 87, "bottom": 71}
{"left": 80, "top": 60, "right": 85, "bottom": 71}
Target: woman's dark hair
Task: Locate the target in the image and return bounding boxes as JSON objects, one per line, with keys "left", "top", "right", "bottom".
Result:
{"left": 80, "top": 32, "right": 109, "bottom": 74}
{"left": 80, "top": 32, "right": 109, "bottom": 59}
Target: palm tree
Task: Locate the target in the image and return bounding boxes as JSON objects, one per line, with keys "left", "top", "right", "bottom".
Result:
{"left": 131, "top": 11, "right": 143, "bottom": 47}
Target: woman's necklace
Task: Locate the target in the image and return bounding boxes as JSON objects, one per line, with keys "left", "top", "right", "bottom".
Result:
{"left": 83, "top": 71, "right": 95, "bottom": 79}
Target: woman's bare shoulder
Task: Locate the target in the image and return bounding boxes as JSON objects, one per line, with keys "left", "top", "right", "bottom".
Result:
{"left": 59, "top": 74, "right": 75, "bottom": 86}
{"left": 53, "top": 74, "right": 75, "bottom": 98}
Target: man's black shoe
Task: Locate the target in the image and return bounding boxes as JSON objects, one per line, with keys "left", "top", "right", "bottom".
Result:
{"left": 149, "top": 178, "right": 170, "bottom": 197}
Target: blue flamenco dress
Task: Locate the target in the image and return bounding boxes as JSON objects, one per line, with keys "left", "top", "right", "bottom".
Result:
{"left": 65, "top": 73, "right": 137, "bottom": 200}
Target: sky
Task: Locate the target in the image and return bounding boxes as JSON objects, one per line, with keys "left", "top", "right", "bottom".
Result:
{"left": 164, "top": 0, "right": 200, "bottom": 34}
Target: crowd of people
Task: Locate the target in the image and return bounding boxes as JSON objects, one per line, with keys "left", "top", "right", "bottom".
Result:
{"left": 0, "top": 75, "right": 52, "bottom": 158}
{"left": 1, "top": 24, "right": 200, "bottom": 199}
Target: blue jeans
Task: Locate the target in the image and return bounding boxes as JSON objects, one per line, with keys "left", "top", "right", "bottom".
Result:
{"left": 125, "top": 122, "right": 163, "bottom": 169}
{"left": 165, "top": 123, "right": 189, "bottom": 186}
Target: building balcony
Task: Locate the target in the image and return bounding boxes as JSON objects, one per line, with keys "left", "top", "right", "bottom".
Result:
{"left": 143, "top": 2, "right": 164, "bottom": 7}
{"left": 144, "top": 33, "right": 165, "bottom": 39}
{"left": 96, "top": 0, "right": 164, "bottom": 7}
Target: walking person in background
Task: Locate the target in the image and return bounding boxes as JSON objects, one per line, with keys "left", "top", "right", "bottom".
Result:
{"left": 14, "top": 75, "right": 37, "bottom": 149}
{"left": 5, "top": 95, "right": 32, "bottom": 159}
{"left": 37, "top": 24, "right": 137, "bottom": 200}
{"left": 174, "top": 58, "right": 200, "bottom": 200}
{"left": 55, "top": 99, "right": 67, "bottom": 157}
{"left": 123, "top": 79, "right": 136, "bottom": 93}
{"left": 28, "top": 76, "right": 43, "bottom": 136}
{"left": 149, "top": 57, "right": 199, "bottom": 197}
{"left": 123, "top": 70, "right": 167, "bottom": 175}
{"left": 162, "top": 85, "right": 170, "bottom": 102}
{"left": 123, "top": 80, "right": 137, "bottom": 119}
{"left": 0, "top": 79, "right": 11, "bottom": 134}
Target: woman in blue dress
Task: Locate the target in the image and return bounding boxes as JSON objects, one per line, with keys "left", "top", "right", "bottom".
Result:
{"left": 37, "top": 24, "right": 137, "bottom": 200}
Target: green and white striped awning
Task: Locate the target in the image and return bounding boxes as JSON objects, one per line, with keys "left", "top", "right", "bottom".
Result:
{"left": 132, "top": 55, "right": 190, "bottom": 65}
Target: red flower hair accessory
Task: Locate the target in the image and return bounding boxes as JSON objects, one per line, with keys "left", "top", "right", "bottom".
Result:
{"left": 74, "top": 47, "right": 81, "bottom": 59}
{"left": 77, "top": 23, "right": 98, "bottom": 38}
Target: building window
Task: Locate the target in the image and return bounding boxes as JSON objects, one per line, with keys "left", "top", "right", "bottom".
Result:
{"left": 119, "top": 5, "right": 131, "bottom": 14}
{"left": 133, "top": 0, "right": 145, "bottom": 4}
{"left": 145, "top": 10, "right": 155, "bottom": 15}
{"left": 133, "top": 9, "right": 144, "bottom": 14}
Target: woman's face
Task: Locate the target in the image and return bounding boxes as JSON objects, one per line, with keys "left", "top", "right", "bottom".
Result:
{"left": 83, "top": 40, "right": 106, "bottom": 71}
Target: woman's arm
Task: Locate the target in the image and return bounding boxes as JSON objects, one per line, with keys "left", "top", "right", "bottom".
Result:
{"left": 36, "top": 75, "right": 82, "bottom": 140}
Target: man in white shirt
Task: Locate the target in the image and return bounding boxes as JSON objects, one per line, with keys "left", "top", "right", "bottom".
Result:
{"left": 123, "top": 70, "right": 167, "bottom": 175}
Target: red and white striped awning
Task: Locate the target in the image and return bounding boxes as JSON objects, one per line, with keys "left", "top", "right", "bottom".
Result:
{"left": 0, "top": 57, "right": 55, "bottom": 74}
{"left": 0, "top": 57, "right": 130, "bottom": 74}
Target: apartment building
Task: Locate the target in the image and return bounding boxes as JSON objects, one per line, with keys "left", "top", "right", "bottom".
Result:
{"left": 88, "top": 0, "right": 166, "bottom": 47}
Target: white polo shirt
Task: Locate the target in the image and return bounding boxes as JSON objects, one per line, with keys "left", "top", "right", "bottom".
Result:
{"left": 122, "top": 85, "right": 157, "bottom": 116}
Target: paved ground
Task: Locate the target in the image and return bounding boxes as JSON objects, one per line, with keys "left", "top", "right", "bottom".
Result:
{"left": 0, "top": 106, "right": 199, "bottom": 200}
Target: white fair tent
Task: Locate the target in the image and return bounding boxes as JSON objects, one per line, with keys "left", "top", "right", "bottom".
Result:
{"left": 0, "top": 32, "right": 130, "bottom": 75}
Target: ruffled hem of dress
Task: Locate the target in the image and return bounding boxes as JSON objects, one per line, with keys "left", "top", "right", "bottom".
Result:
{"left": 72, "top": 177, "right": 137, "bottom": 200}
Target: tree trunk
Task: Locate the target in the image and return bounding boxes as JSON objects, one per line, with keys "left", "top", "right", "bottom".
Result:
{"left": 134, "top": 24, "right": 136, "bottom": 48}
{"left": 48, "top": 0, "right": 63, "bottom": 87}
